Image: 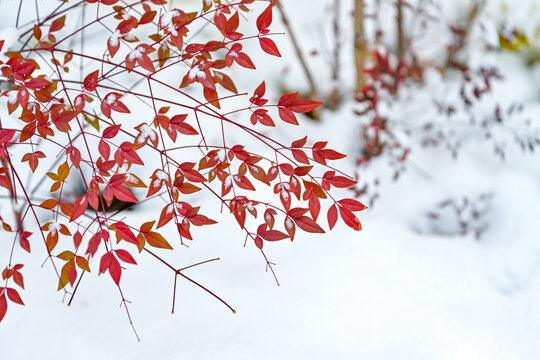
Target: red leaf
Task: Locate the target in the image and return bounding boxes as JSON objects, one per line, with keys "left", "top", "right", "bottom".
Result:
{"left": 288, "top": 207, "right": 309, "bottom": 218}
{"left": 284, "top": 217, "right": 296, "bottom": 240}
{"left": 233, "top": 175, "right": 255, "bottom": 191}
{"left": 175, "top": 122, "right": 198, "bottom": 135}
{"left": 109, "top": 257, "right": 122, "bottom": 285}
{"left": 99, "top": 252, "right": 113, "bottom": 274}
{"left": 338, "top": 206, "right": 362, "bottom": 231}
{"left": 291, "top": 136, "right": 307, "bottom": 148}
{"left": 236, "top": 52, "right": 256, "bottom": 69}
{"left": 181, "top": 168, "right": 207, "bottom": 183}
{"left": 338, "top": 199, "right": 368, "bottom": 212}
{"left": 25, "top": 78, "right": 50, "bottom": 89}
{"left": 0, "top": 293, "right": 7, "bottom": 322}
{"left": 253, "top": 81, "right": 266, "bottom": 99}
{"left": 328, "top": 176, "right": 356, "bottom": 188}
{"left": 289, "top": 99, "right": 323, "bottom": 113}
{"left": 115, "top": 222, "right": 138, "bottom": 245}
{"left": 292, "top": 149, "right": 310, "bottom": 164}
{"left": 294, "top": 216, "right": 325, "bottom": 233}
{"left": 309, "top": 194, "right": 321, "bottom": 220}
{"left": 13, "top": 271, "right": 24, "bottom": 289}
{"left": 117, "top": 17, "right": 137, "bottom": 34}
{"left": 49, "top": 15, "right": 66, "bottom": 32}
{"left": 254, "top": 236, "right": 263, "bottom": 249}
{"left": 6, "top": 288, "right": 24, "bottom": 305}
{"left": 264, "top": 209, "right": 275, "bottom": 229}
{"left": 224, "top": 12, "right": 239, "bottom": 35}
{"left": 256, "top": 4, "right": 273, "bottom": 32}
{"left": 203, "top": 86, "right": 220, "bottom": 108}
{"left": 327, "top": 204, "right": 338, "bottom": 230}
{"left": 67, "top": 146, "right": 81, "bottom": 168}
{"left": 17, "top": 88, "right": 29, "bottom": 108}
{"left": 102, "top": 124, "right": 121, "bottom": 139}
{"left": 33, "top": 26, "right": 42, "bottom": 40}
{"left": 22, "top": 151, "right": 45, "bottom": 172}
{"left": 278, "top": 107, "right": 298, "bottom": 125}
{"left": 108, "top": 36, "right": 120, "bottom": 57}
{"left": 136, "top": 53, "right": 156, "bottom": 73}
{"left": 279, "top": 164, "right": 295, "bottom": 176}
{"left": 84, "top": 70, "right": 99, "bottom": 91}
{"left": 98, "top": 140, "right": 110, "bottom": 159}
{"left": 140, "top": 9, "right": 157, "bottom": 25}
{"left": 260, "top": 230, "right": 289, "bottom": 241}
{"left": 20, "top": 232, "right": 31, "bottom": 253}
{"left": 278, "top": 92, "right": 298, "bottom": 107}
{"left": 157, "top": 205, "right": 174, "bottom": 228}
{"left": 188, "top": 214, "right": 217, "bottom": 226}
{"left": 294, "top": 165, "right": 313, "bottom": 176}
{"left": 115, "top": 249, "right": 137, "bottom": 264}
{"left": 259, "top": 37, "right": 281, "bottom": 57}
{"left": 68, "top": 266, "right": 77, "bottom": 286}
{"left": 70, "top": 194, "right": 88, "bottom": 222}
{"left": 112, "top": 185, "right": 138, "bottom": 203}
{"left": 318, "top": 148, "right": 346, "bottom": 160}
{"left": 0, "top": 129, "right": 16, "bottom": 145}
{"left": 215, "top": 71, "right": 238, "bottom": 94}
{"left": 86, "top": 232, "right": 102, "bottom": 257}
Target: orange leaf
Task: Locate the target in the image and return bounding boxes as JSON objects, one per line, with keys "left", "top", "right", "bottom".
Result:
{"left": 144, "top": 231, "right": 173, "bottom": 249}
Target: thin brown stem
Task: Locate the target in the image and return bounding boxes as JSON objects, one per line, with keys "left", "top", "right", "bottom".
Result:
{"left": 396, "top": 0, "right": 405, "bottom": 59}
{"left": 446, "top": 0, "right": 485, "bottom": 67}
{"left": 354, "top": 0, "right": 367, "bottom": 94}
{"left": 328, "top": 0, "right": 341, "bottom": 110}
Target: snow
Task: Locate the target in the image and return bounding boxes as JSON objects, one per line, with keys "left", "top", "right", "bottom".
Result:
{"left": 119, "top": 163, "right": 130, "bottom": 173}
{"left": 268, "top": 167, "right": 278, "bottom": 178}
{"left": 161, "top": 10, "right": 180, "bottom": 36}
{"left": 280, "top": 189, "right": 289, "bottom": 202}
{"left": 155, "top": 170, "right": 169, "bottom": 181}
{"left": 137, "top": 124, "right": 157, "bottom": 143}
{"left": 224, "top": 175, "right": 233, "bottom": 189}
{"left": 109, "top": 30, "right": 121, "bottom": 48}
{"left": 105, "top": 93, "right": 117, "bottom": 105}
{"left": 6, "top": 91, "right": 17, "bottom": 104}
{"left": 1, "top": 0, "right": 540, "bottom": 359}
{"left": 74, "top": 96, "right": 83, "bottom": 107}
{"left": 216, "top": 149, "right": 226, "bottom": 162}
{"left": 285, "top": 217, "right": 294, "bottom": 230}
{"left": 128, "top": 47, "right": 144, "bottom": 61}
{"left": 123, "top": 33, "right": 136, "bottom": 42}
{"left": 174, "top": 202, "right": 184, "bottom": 212}
{"left": 188, "top": 65, "right": 207, "bottom": 81}
{"left": 47, "top": 222, "right": 60, "bottom": 235}
{"left": 125, "top": 173, "right": 138, "bottom": 184}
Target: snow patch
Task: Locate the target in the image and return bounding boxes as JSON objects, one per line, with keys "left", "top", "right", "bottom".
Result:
{"left": 105, "top": 93, "right": 117, "bottom": 105}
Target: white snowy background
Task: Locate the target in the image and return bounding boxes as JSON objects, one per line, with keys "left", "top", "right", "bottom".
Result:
{"left": 1, "top": 0, "right": 540, "bottom": 359}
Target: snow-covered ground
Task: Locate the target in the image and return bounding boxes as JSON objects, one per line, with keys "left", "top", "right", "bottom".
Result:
{"left": 1, "top": 0, "right": 540, "bottom": 359}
